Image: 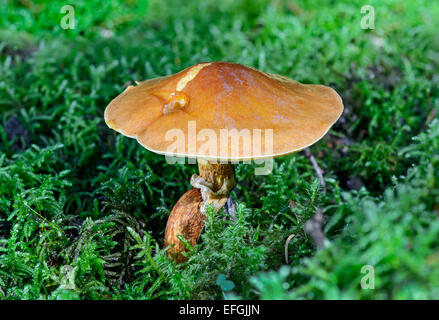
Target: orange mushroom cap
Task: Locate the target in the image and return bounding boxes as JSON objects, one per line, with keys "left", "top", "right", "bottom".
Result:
{"left": 104, "top": 62, "right": 343, "bottom": 161}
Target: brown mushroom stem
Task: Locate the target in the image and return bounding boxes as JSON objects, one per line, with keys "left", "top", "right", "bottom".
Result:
{"left": 164, "top": 188, "right": 204, "bottom": 263}
{"left": 164, "top": 159, "right": 236, "bottom": 262}
{"left": 190, "top": 159, "right": 236, "bottom": 212}
{"left": 197, "top": 159, "right": 236, "bottom": 191}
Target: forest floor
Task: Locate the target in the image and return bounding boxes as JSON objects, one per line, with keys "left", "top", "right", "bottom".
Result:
{"left": 1, "top": 0, "right": 438, "bottom": 299}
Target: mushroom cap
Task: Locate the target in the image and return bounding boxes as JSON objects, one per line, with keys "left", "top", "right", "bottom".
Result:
{"left": 104, "top": 62, "right": 343, "bottom": 161}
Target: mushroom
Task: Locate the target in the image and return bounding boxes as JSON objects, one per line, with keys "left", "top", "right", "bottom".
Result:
{"left": 104, "top": 61, "right": 343, "bottom": 262}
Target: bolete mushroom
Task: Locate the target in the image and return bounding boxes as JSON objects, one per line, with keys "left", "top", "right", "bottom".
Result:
{"left": 104, "top": 61, "right": 343, "bottom": 262}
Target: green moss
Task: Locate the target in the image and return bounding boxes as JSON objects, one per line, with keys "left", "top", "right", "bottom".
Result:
{"left": 0, "top": 0, "right": 438, "bottom": 299}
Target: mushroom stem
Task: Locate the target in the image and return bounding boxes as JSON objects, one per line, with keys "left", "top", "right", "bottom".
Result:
{"left": 197, "top": 159, "right": 236, "bottom": 193}
{"left": 164, "top": 188, "right": 204, "bottom": 262}
{"left": 191, "top": 159, "right": 237, "bottom": 213}
{"left": 164, "top": 159, "right": 237, "bottom": 262}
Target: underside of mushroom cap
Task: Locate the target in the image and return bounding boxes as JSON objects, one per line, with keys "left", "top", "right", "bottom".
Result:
{"left": 104, "top": 62, "right": 343, "bottom": 161}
